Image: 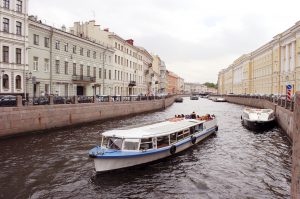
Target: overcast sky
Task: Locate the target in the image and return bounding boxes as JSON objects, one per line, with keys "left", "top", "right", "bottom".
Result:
{"left": 29, "top": 0, "right": 300, "bottom": 83}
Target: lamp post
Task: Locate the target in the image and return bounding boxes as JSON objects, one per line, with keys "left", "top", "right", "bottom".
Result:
{"left": 24, "top": 71, "right": 32, "bottom": 100}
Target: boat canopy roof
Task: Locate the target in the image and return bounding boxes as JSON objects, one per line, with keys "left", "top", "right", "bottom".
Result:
{"left": 102, "top": 119, "right": 205, "bottom": 139}
{"left": 243, "top": 108, "right": 274, "bottom": 114}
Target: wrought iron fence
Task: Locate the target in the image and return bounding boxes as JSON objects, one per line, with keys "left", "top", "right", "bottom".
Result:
{"left": 78, "top": 96, "right": 94, "bottom": 103}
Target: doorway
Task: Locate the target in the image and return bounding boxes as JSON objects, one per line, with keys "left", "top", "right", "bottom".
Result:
{"left": 77, "top": 86, "right": 84, "bottom": 96}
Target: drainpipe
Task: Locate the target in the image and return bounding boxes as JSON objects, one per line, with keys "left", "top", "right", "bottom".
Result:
{"left": 50, "top": 27, "right": 54, "bottom": 94}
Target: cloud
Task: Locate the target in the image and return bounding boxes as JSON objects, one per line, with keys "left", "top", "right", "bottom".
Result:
{"left": 29, "top": 0, "right": 300, "bottom": 83}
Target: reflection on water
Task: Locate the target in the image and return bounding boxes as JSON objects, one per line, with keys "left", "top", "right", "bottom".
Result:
{"left": 0, "top": 98, "right": 291, "bottom": 199}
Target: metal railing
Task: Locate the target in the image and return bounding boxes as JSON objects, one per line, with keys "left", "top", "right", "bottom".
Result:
{"left": 0, "top": 94, "right": 175, "bottom": 107}
{"left": 213, "top": 94, "right": 295, "bottom": 112}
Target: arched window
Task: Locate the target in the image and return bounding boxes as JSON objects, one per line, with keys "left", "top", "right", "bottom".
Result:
{"left": 16, "top": 75, "right": 21, "bottom": 89}
{"left": 2, "top": 74, "right": 9, "bottom": 89}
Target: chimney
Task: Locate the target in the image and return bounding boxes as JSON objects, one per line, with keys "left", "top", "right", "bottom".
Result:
{"left": 104, "top": 28, "right": 109, "bottom": 32}
{"left": 61, "top": 25, "right": 66, "bottom": 32}
{"left": 126, "top": 39, "right": 134, "bottom": 45}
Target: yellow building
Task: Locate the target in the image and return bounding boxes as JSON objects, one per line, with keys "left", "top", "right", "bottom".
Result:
{"left": 218, "top": 20, "right": 300, "bottom": 95}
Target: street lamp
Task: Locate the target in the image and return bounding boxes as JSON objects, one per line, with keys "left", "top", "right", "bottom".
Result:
{"left": 24, "top": 71, "right": 32, "bottom": 100}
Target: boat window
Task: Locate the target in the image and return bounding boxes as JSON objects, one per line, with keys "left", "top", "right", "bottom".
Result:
{"left": 170, "top": 133, "right": 176, "bottom": 144}
{"left": 157, "top": 136, "right": 170, "bottom": 149}
{"left": 183, "top": 129, "right": 190, "bottom": 138}
{"left": 177, "top": 131, "right": 184, "bottom": 141}
{"left": 107, "top": 137, "right": 123, "bottom": 150}
{"left": 189, "top": 126, "right": 195, "bottom": 134}
{"left": 195, "top": 124, "right": 203, "bottom": 131}
{"left": 123, "top": 139, "right": 139, "bottom": 150}
{"left": 140, "top": 138, "right": 153, "bottom": 150}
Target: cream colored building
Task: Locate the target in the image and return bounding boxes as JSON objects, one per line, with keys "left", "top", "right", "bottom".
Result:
{"left": 70, "top": 20, "right": 146, "bottom": 95}
{"left": 218, "top": 20, "right": 300, "bottom": 95}
{"left": 0, "top": 0, "right": 29, "bottom": 96}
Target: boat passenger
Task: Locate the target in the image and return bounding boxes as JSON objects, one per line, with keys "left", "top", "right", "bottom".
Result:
{"left": 191, "top": 112, "right": 196, "bottom": 119}
{"left": 181, "top": 114, "right": 185, "bottom": 118}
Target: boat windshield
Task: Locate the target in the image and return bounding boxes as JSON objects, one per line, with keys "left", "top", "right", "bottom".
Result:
{"left": 123, "top": 139, "right": 140, "bottom": 151}
{"left": 103, "top": 137, "right": 123, "bottom": 150}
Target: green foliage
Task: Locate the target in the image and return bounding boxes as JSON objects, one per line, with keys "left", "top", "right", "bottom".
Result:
{"left": 204, "top": 82, "right": 218, "bottom": 89}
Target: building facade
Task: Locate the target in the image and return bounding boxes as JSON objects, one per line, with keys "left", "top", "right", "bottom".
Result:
{"left": 28, "top": 17, "right": 114, "bottom": 97}
{"left": 70, "top": 21, "right": 146, "bottom": 96}
{"left": 160, "top": 60, "right": 167, "bottom": 94}
{"left": 0, "top": 0, "right": 28, "bottom": 96}
{"left": 184, "top": 82, "right": 208, "bottom": 94}
{"left": 218, "top": 20, "right": 300, "bottom": 95}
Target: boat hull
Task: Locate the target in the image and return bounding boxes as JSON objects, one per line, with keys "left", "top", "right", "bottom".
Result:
{"left": 91, "top": 124, "right": 217, "bottom": 173}
{"left": 242, "top": 118, "right": 275, "bottom": 131}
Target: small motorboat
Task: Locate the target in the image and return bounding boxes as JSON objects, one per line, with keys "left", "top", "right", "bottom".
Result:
{"left": 215, "top": 97, "right": 226, "bottom": 102}
{"left": 175, "top": 97, "right": 183, "bottom": 103}
{"left": 190, "top": 95, "right": 199, "bottom": 100}
{"left": 89, "top": 114, "right": 218, "bottom": 173}
{"left": 241, "top": 108, "right": 275, "bottom": 131}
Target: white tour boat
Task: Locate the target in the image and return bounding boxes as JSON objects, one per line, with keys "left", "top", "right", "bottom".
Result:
{"left": 241, "top": 108, "right": 275, "bottom": 131}
{"left": 89, "top": 115, "right": 218, "bottom": 173}
{"left": 215, "top": 97, "right": 226, "bottom": 102}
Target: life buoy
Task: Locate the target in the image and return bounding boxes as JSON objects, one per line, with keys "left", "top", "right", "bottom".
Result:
{"left": 191, "top": 136, "right": 197, "bottom": 144}
{"left": 170, "top": 145, "right": 176, "bottom": 155}
{"left": 215, "top": 126, "right": 219, "bottom": 131}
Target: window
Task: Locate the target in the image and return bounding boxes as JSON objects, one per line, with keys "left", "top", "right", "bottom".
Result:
{"left": 44, "top": 58, "right": 49, "bottom": 72}
{"left": 115, "top": 55, "right": 117, "bottom": 63}
{"left": 33, "top": 34, "right": 39, "bottom": 45}
{"left": 73, "top": 63, "right": 76, "bottom": 75}
{"left": 80, "top": 64, "right": 83, "bottom": 76}
{"left": 123, "top": 139, "right": 139, "bottom": 150}
{"left": 104, "top": 69, "right": 106, "bottom": 79}
{"left": 15, "top": 75, "right": 21, "bottom": 89}
{"left": 44, "top": 37, "right": 49, "bottom": 48}
{"left": 64, "top": 61, "right": 68, "bottom": 74}
{"left": 157, "top": 136, "right": 170, "bottom": 148}
{"left": 99, "top": 68, "right": 102, "bottom": 79}
{"left": 93, "top": 51, "right": 96, "bottom": 59}
{"left": 2, "top": 74, "right": 9, "bottom": 89}
{"left": 87, "top": 50, "right": 90, "bottom": 57}
{"left": 3, "top": 18, "right": 9, "bottom": 32}
{"left": 140, "top": 138, "right": 153, "bottom": 150}
{"left": 114, "top": 70, "right": 117, "bottom": 80}
{"left": 87, "top": 66, "right": 90, "bottom": 76}
{"left": 33, "top": 57, "right": 39, "bottom": 71}
{"left": 115, "top": 42, "right": 117, "bottom": 48}
{"left": 106, "top": 138, "right": 123, "bottom": 150}
{"left": 109, "top": 70, "right": 111, "bottom": 79}
{"left": 3, "top": 0, "right": 9, "bottom": 8}
{"left": 73, "top": 45, "right": 76, "bottom": 53}
{"left": 64, "top": 43, "right": 68, "bottom": 52}
{"left": 93, "top": 67, "right": 96, "bottom": 77}
{"left": 55, "top": 40, "right": 60, "bottom": 50}
{"left": 80, "top": 47, "right": 83, "bottom": 55}
{"left": 16, "top": 48, "right": 21, "bottom": 64}
{"left": 16, "top": 0, "right": 22, "bottom": 12}
{"left": 16, "top": 21, "right": 22, "bottom": 35}
{"left": 55, "top": 60, "right": 60, "bottom": 74}
{"left": 2, "top": 46, "right": 9, "bottom": 63}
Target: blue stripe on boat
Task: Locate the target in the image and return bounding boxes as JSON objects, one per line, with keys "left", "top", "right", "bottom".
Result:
{"left": 89, "top": 126, "right": 217, "bottom": 159}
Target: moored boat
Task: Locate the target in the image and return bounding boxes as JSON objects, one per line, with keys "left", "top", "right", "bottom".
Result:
{"left": 175, "top": 97, "right": 183, "bottom": 103}
{"left": 241, "top": 108, "right": 275, "bottom": 131}
{"left": 215, "top": 97, "right": 226, "bottom": 102}
{"left": 89, "top": 115, "right": 218, "bottom": 173}
{"left": 190, "top": 95, "right": 199, "bottom": 100}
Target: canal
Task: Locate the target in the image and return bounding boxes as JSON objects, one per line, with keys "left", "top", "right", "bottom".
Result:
{"left": 0, "top": 98, "right": 291, "bottom": 198}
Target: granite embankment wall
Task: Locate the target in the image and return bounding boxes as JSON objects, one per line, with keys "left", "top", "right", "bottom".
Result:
{"left": 224, "top": 96, "right": 294, "bottom": 140}
{"left": 0, "top": 96, "right": 176, "bottom": 138}
{"left": 224, "top": 93, "right": 300, "bottom": 199}
{"left": 292, "top": 92, "right": 300, "bottom": 199}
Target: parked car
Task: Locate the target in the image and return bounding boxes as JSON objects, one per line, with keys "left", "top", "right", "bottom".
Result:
{"left": 96, "top": 95, "right": 109, "bottom": 102}
{"left": 0, "top": 95, "right": 17, "bottom": 106}
{"left": 78, "top": 96, "right": 93, "bottom": 103}
{"left": 33, "top": 97, "right": 49, "bottom": 105}
{"left": 53, "top": 96, "right": 66, "bottom": 104}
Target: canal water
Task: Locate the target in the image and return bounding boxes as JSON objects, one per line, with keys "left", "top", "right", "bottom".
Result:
{"left": 0, "top": 98, "right": 291, "bottom": 199}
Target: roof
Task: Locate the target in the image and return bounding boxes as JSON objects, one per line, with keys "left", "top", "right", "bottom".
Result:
{"left": 102, "top": 119, "right": 204, "bottom": 139}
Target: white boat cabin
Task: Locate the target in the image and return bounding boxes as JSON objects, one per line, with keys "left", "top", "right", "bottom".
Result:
{"left": 100, "top": 119, "right": 209, "bottom": 152}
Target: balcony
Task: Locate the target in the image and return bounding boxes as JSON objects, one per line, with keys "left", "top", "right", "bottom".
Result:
{"left": 129, "top": 81, "right": 136, "bottom": 87}
{"left": 72, "top": 75, "right": 96, "bottom": 82}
